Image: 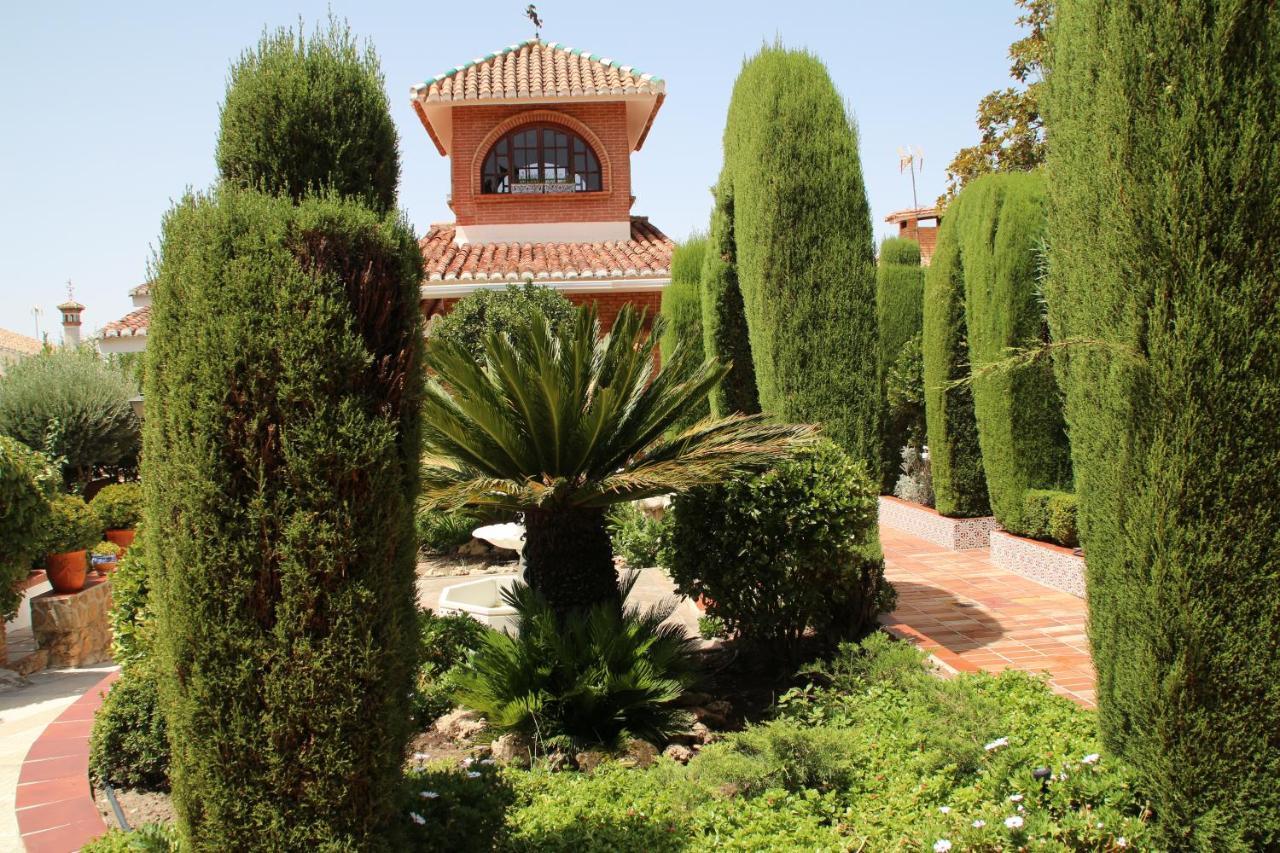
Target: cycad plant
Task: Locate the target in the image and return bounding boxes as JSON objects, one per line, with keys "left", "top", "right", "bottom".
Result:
{"left": 453, "top": 573, "right": 697, "bottom": 753}
{"left": 421, "top": 304, "right": 810, "bottom": 617}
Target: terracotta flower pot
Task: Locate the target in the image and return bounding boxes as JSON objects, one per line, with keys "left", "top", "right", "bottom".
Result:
{"left": 45, "top": 550, "right": 88, "bottom": 594}
{"left": 105, "top": 529, "right": 136, "bottom": 551}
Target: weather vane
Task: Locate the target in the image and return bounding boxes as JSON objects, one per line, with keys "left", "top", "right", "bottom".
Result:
{"left": 897, "top": 146, "right": 924, "bottom": 210}
{"left": 65, "top": 279, "right": 75, "bottom": 302}
{"left": 525, "top": 4, "right": 543, "bottom": 39}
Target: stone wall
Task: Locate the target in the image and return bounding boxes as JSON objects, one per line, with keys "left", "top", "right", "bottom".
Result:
{"left": 989, "top": 530, "right": 1086, "bottom": 598}
{"left": 31, "top": 577, "right": 112, "bottom": 667}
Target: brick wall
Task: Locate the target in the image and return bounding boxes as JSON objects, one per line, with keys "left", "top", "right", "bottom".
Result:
{"left": 450, "top": 103, "right": 633, "bottom": 227}
{"left": 423, "top": 290, "right": 660, "bottom": 331}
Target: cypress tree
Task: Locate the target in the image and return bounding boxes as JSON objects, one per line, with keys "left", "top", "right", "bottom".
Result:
{"left": 660, "top": 236, "right": 711, "bottom": 431}
{"left": 1047, "top": 2, "right": 1280, "bottom": 846}
{"left": 700, "top": 178, "right": 760, "bottom": 416}
{"left": 960, "top": 171, "right": 1070, "bottom": 532}
{"left": 722, "top": 46, "right": 879, "bottom": 466}
{"left": 876, "top": 237, "right": 925, "bottom": 490}
{"left": 922, "top": 190, "right": 990, "bottom": 517}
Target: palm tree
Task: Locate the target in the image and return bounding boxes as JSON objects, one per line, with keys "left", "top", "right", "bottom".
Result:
{"left": 420, "top": 304, "right": 812, "bottom": 618}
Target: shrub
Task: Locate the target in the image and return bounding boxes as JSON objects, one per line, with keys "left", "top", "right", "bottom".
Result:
{"left": 664, "top": 439, "right": 891, "bottom": 655}
{"left": 605, "top": 502, "right": 668, "bottom": 569}
{"left": 687, "top": 720, "right": 861, "bottom": 796}
{"left": 81, "top": 824, "right": 182, "bottom": 853}
{"left": 922, "top": 189, "right": 991, "bottom": 517}
{"left": 877, "top": 237, "right": 925, "bottom": 489}
{"left": 721, "top": 45, "right": 879, "bottom": 468}
{"left": 109, "top": 527, "right": 153, "bottom": 669}
{"left": 429, "top": 283, "right": 578, "bottom": 362}
{"left": 893, "top": 444, "right": 934, "bottom": 507}
{"left": 0, "top": 436, "right": 56, "bottom": 619}
{"left": 412, "top": 609, "right": 491, "bottom": 726}
{"left": 1046, "top": 6, "right": 1280, "bottom": 844}
{"left": 216, "top": 18, "right": 399, "bottom": 214}
{"left": 699, "top": 180, "right": 760, "bottom": 417}
{"left": 89, "top": 665, "right": 169, "bottom": 791}
{"left": 39, "top": 493, "right": 101, "bottom": 555}
{"left": 1020, "top": 490, "right": 1077, "bottom": 548}
{"left": 0, "top": 348, "right": 140, "bottom": 486}
{"left": 415, "top": 508, "right": 480, "bottom": 555}
{"left": 453, "top": 576, "right": 697, "bottom": 753}
{"left": 886, "top": 332, "right": 926, "bottom": 454}
{"left": 959, "top": 172, "right": 1071, "bottom": 534}
{"left": 91, "top": 481, "right": 143, "bottom": 530}
{"left": 659, "top": 237, "right": 710, "bottom": 433}
{"left": 144, "top": 189, "right": 423, "bottom": 849}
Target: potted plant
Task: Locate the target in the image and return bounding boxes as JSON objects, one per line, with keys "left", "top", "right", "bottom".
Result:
{"left": 41, "top": 494, "right": 103, "bottom": 593}
{"left": 91, "top": 482, "right": 143, "bottom": 550}
{"left": 90, "top": 540, "right": 124, "bottom": 574}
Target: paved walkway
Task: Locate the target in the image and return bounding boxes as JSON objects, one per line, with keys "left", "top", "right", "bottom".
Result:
{"left": 878, "top": 525, "right": 1095, "bottom": 706}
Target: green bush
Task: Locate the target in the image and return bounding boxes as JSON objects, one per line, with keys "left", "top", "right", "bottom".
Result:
{"left": 453, "top": 576, "right": 697, "bottom": 753}
{"left": 886, "top": 332, "right": 926, "bottom": 457}
{"left": 720, "top": 45, "right": 879, "bottom": 468}
{"left": 144, "top": 189, "right": 423, "bottom": 849}
{"left": 89, "top": 665, "right": 169, "bottom": 791}
{"left": 216, "top": 18, "right": 399, "bottom": 214}
{"left": 40, "top": 493, "right": 101, "bottom": 555}
{"left": 81, "top": 824, "right": 182, "bottom": 853}
{"left": 430, "top": 283, "right": 578, "bottom": 362}
{"left": 923, "top": 190, "right": 991, "bottom": 517}
{"left": 91, "top": 481, "right": 143, "bottom": 529}
{"left": 699, "top": 180, "right": 760, "bottom": 417}
{"left": 659, "top": 237, "right": 710, "bottom": 433}
{"left": 1046, "top": 4, "right": 1280, "bottom": 845}
{"left": 0, "top": 348, "right": 140, "bottom": 486}
{"left": 416, "top": 508, "right": 480, "bottom": 555}
{"left": 1021, "top": 490, "right": 1078, "bottom": 548}
{"left": 664, "top": 440, "right": 891, "bottom": 655}
{"left": 412, "top": 609, "right": 491, "bottom": 726}
{"left": 605, "top": 502, "right": 669, "bottom": 569}
{"left": 0, "top": 436, "right": 56, "bottom": 619}
{"left": 109, "top": 527, "right": 153, "bottom": 669}
{"left": 876, "top": 237, "right": 925, "bottom": 489}
{"left": 959, "top": 172, "right": 1072, "bottom": 534}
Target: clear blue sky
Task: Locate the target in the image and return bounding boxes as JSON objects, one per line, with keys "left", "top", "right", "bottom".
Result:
{"left": 0, "top": 0, "right": 1022, "bottom": 343}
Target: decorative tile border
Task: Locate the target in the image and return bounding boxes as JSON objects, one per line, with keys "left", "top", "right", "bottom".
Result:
{"left": 878, "top": 496, "right": 997, "bottom": 551}
{"left": 989, "top": 530, "right": 1086, "bottom": 598}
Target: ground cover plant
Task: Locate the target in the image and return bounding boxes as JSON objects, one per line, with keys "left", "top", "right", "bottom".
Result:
{"left": 1046, "top": 1, "right": 1280, "bottom": 845}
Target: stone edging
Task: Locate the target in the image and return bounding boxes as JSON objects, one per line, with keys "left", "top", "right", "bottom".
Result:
{"left": 15, "top": 669, "right": 117, "bottom": 852}
{"left": 988, "top": 530, "right": 1086, "bottom": 598}
{"left": 878, "top": 496, "right": 997, "bottom": 551}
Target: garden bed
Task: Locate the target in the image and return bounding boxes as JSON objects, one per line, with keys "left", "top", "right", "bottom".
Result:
{"left": 878, "top": 495, "right": 997, "bottom": 551}
{"left": 988, "top": 530, "right": 1086, "bottom": 598}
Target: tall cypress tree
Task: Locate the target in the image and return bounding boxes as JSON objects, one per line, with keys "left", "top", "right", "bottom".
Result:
{"left": 876, "top": 237, "right": 925, "bottom": 490}
{"left": 699, "top": 178, "right": 760, "bottom": 417}
{"left": 661, "top": 236, "right": 711, "bottom": 432}
{"left": 1047, "top": 2, "right": 1280, "bottom": 846}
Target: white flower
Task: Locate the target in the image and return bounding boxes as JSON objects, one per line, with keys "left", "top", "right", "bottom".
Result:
{"left": 467, "top": 771, "right": 482, "bottom": 779}
{"left": 985, "top": 737, "right": 1010, "bottom": 751}
{"left": 933, "top": 841, "right": 953, "bottom": 853}
{"left": 419, "top": 791, "right": 439, "bottom": 800}
{"left": 412, "top": 752, "right": 430, "bottom": 761}
{"left": 1017, "top": 805, "right": 1026, "bottom": 813}
{"left": 939, "top": 806, "right": 951, "bottom": 814}
{"left": 972, "top": 820, "right": 986, "bottom": 829}
{"left": 1082, "top": 753, "right": 1100, "bottom": 765}
{"left": 1116, "top": 838, "right": 1128, "bottom": 848}
{"left": 462, "top": 757, "right": 476, "bottom": 767}
{"left": 1005, "top": 816, "right": 1024, "bottom": 829}
{"left": 1096, "top": 821, "right": 1105, "bottom": 829}
{"left": 1009, "top": 793, "right": 1024, "bottom": 803}
{"left": 409, "top": 812, "right": 426, "bottom": 826}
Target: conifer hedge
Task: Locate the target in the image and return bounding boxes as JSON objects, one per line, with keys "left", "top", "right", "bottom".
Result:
{"left": 876, "top": 237, "right": 925, "bottom": 489}
{"left": 922, "top": 192, "right": 989, "bottom": 517}
{"left": 960, "top": 172, "right": 1071, "bottom": 533}
{"left": 144, "top": 189, "right": 423, "bottom": 849}
{"left": 720, "top": 46, "right": 879, "bottom": 466}
{"left": 699, "top": 180, "right": 759, "bottom": 416}
{"left": 1047, "top": 2, "right": 1280, "bottom": 846}
{"left": 660, "top": 236, "right": 710, "bottom": 432}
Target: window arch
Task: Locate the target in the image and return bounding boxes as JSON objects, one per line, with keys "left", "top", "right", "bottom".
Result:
{"left": 481, "top": 125, "right": 602, "bottom": 194}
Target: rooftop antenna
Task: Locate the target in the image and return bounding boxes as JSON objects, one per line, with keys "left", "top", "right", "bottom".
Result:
{"left": 897, "top": 145, "right": 924, "bottom": 209}
{"left": 525, "top": 4, "right": 543, "bottom": 39}
{"left": 66, "top": 279, "right": 75, "bottom": 302}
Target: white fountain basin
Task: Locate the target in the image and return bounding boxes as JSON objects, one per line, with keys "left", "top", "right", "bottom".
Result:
{"left": 472, "top": 522, "right": 526, "bottom": 554}
{"left": 437, "top": 576, "right": 520, "bottom": 635}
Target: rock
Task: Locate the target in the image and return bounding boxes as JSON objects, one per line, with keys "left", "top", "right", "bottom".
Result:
{"left": 456, "top": 539, "right": 489, "bottom": 557}
{"left": 669, "top": 721, "right": 713, "bottom": 746}
{"left": 491, "top": 733, "right": 532, "bottom": 767}
{"left": 435, "top": 708, "right": 487, "bottom": 741}
{"left": 620, "top": 738, "right": 659, "bottom": 768}
{"left": 546, "top": 751, "right": 570, "bottom": 773}
{"left": 574, "top": 750, "right": 609, "bottom": 773}
{"left": 692, "top": 700, "right": 732, "bottom": 728}
{"left": 662, "top": 744, "right": 693, "bottom": 764}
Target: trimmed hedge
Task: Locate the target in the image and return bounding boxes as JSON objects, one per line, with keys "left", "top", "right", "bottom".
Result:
{"left": 0, "top": 436, "right": 56, "bottom": 619}
{"left": 89, "top": 665, "right": 169, "bottom": 791}
{"left": 876, "top": 237, "right": 925, "bottom": 490}
{"left": 699, "top": 180, "right": 759, "bottom": 416}
{"left": 922, "top": 191, "right": 990, "bottom": 517}
{"left": 1021, "top": 490, "right": 1077, "bottom": 549}
{"left": 91, "top": 482, "right": 143, "bottom": 530}
{"left": 216, "top": 19, "right": 399, "bottom": 214}
{"left": 959, "top": 172, "right": 1071, "bottom": 533}
{"left": 144, "top": 189, "right": 423, "bottom": 850}
{"left": 659, "top": 236, "right": 710, "bottom": 432}
{"left": 721, "top": 46, "right": 879, "bottom": 467}
{"left": 430, "top": 283, "right": 578, "bottom": 362}
{"left": 1046, "top": 2, "right": 1280, "bottom": 847}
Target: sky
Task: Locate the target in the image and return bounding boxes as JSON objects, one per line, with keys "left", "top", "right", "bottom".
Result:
{"left": 0, "top": 0, "right": 1023, "bottom": 344}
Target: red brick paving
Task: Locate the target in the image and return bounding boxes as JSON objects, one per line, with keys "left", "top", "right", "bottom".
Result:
{"left": 879, "top": 525, "right": 1096, "bottom": 707}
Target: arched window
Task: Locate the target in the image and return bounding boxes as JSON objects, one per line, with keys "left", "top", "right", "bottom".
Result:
{"left": 481, "top": 125, "right": 602, "bottom": 194}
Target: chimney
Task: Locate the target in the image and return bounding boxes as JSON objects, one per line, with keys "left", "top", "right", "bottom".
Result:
{"left": 57, "top": 282, "right": 85, "bottom": 349}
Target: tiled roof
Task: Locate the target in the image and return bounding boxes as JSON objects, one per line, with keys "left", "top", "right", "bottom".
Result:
{"left": 886, "top": 206, "right": 941, "bottom": 223}
{"left": 420, "top": 217, "right": 674, "bottom": 283}
{"left": 412, "top": 39, "right": 664, "bottom": 104}
{"left": 101, "top": 306, "right": 150, "bottom": 338}
{"left": 0, "top": 328, "right": 41, "bottom": 355}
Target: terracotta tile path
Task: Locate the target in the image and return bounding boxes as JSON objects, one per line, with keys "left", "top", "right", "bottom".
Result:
{"left": 878, "top": 525, "right": 1096, "bottom": 707}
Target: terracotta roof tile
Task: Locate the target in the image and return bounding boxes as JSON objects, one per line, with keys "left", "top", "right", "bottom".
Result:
{"left": 101, "top": 306, "right": 150, "bottom": 337}
{"left": 420, "top": 217, "right": 674, "bottom": 284}
{"left": 0, "top": 328, "right": 41, "bottom": 355}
